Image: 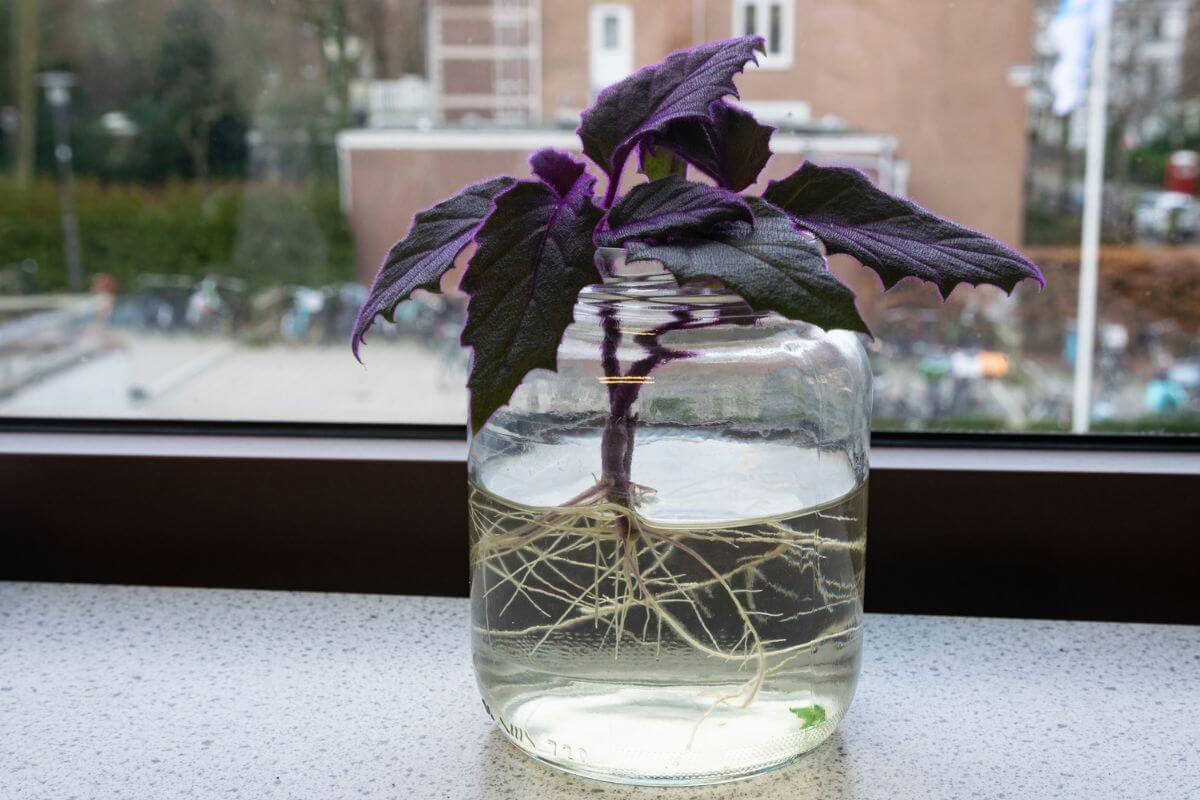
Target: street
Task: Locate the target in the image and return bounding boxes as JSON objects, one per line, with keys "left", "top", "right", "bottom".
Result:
{"left": 0, "top": 332, "right": 468, "bottom": 425}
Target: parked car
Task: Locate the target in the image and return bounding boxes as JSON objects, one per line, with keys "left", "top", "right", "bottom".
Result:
{"left": 1146, "top": 374, "right": 1189, "bottom": 414}
{"left": 1167, "top": 361, "right": 1200, "bottom": 401}
{"left": 1133, "top": 191, "right": 1199, "bottom": 243}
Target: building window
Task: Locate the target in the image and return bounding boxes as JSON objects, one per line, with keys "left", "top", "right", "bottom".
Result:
{"left": 603, "top": 14, "right": 620, "bottom": 49}
{"left": 589, "top": 4, "right": 634, "bottom": 92}
{"left": 744, "top": 4, "right": 758, "bottom": 40}
{"left": 769, "top": 2, "right": 783, "bottom": 54}
{"left": 733, "top": 0, "right": 794, "bottom": 69}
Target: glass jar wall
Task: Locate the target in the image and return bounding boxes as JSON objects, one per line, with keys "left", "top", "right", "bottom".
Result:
{"left": 468, "top": 248, "right": 871, "bottom": 785}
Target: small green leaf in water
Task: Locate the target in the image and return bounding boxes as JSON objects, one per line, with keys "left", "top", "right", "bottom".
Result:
{"left": 789, "top": 704, "right": 826, "bottom": 729}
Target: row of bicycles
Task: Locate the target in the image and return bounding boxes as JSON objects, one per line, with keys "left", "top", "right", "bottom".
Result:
{"left": 108, "top": 273, "right": 469, "bottom": 378}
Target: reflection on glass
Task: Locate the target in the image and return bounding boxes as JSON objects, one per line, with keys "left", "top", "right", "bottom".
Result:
{"left": 0, "top": 0, "right": 1195, "bottom": 434}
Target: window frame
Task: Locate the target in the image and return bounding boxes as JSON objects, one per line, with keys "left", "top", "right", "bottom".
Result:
{"left": 588, "top": 3, "right": 635, "bottom": 92}
{"left": 732, "top": 0, "right": 795, "bottom": 70}
{"left": 3, "top": 419, "right": 1197, "bottom": 624}
{"left": 3, "top": 416, "right": 1199, "bottom": 455}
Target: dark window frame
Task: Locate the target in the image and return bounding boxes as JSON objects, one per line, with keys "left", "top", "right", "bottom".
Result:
{"left": 3, "top": 416, "right": 1199, "bottom": 452}
{"left": 2, "top": 417, "right": 1198, "bottom": 624}
{"left": 2, "top": 0, "right": 1195, "bottom": 621}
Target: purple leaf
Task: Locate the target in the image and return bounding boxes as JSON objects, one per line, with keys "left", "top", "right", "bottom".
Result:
{"left": 577, "top": 36, "right": 764, "bottom": 205}
{"left": 650, "top": 100, "right": 774, "bottom": 191}
{"left": 351, "top": 176, "right": 515, "bottom": 361}
{"left": 529, "top": 148, "right": 588, "bottom": 197}
{"left": 461, "top": 169, "right": 604, "bottom": 433}
{"left": 763, "top": 162, "right": 1044, "bottom": 298}
{"left": 626, "top": 198, "right": 870, "bottom": 335}
{"left": 595, "top": 175, "right": 752, "bottom": 247}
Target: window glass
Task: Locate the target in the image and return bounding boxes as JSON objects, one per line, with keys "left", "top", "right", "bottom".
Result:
{"left": 0, "top": 0, "right": 1195, "bottom": 436}
{"left": 768, "top": 2, "right": 783, "bottom": 55}
{"left": 603, "top": 15, "right": 620, "bottom": 50}
{"left": 735, "top": 0, "right": 790, "bottom": 63}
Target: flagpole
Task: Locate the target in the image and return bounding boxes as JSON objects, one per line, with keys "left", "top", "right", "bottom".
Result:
{"left": 1071, "top": 0, "right": 1113, "bottom": 434}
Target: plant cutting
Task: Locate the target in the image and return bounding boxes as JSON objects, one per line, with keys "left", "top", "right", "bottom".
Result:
{"left": 352, "top": 36, "right": 1041, "bottom": 786}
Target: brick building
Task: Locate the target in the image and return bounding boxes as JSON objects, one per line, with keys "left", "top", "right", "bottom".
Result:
{"left": 340, "top": 0, "right": 1037, "bottom": 290}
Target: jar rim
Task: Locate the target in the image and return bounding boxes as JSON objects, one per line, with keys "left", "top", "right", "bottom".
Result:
{"left": 588, "top": 247, "right": 757, "bottom": 315}
{"left": 595, "top": 247, "right": 668, "bottom": 281}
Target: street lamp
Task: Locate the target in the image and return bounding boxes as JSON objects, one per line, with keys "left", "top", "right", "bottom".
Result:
{"left": 37, "top": 71, "right": 85, "bottom": 293}
{"left": 322, "top": 34, "right": 362, "bottom": 64}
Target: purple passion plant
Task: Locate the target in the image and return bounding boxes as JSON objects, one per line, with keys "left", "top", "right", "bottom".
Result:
{"left": 352, "top": 34, "right": 1042, "bottom": 458}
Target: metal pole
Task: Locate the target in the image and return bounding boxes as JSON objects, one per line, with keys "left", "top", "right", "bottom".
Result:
{"left": 14, "top": 0, "right": 38, "bottom": 187}
{"left": 1071, "top": 0, "right": 1112, "bottom": 434}
{"left": 40, "top": 74, "right": 85, "bottom": 293}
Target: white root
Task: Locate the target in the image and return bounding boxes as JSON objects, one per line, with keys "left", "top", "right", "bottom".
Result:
{"left": 469, "top": 482, "right": 864, "bottom": 737}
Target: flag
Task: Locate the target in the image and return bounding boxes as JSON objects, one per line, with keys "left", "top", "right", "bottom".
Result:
{"left": 1048, "top": 0, "right": 1112, "bottom": 115}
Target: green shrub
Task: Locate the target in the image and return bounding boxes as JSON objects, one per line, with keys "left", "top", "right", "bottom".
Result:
{"left": 1093, "top": 412, "right": 1200, "bottom": 435}
{"left": 0, "top": 177, "right": 354, "bottom": 292}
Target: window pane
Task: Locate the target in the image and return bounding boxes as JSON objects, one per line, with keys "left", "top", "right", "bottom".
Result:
{"left": 0, "top": 0, "right": 1195, "bottom": 436}
{"left": 769, "top": 3, "right": 783, "bottom": 55}
{"left": 744, "top": 4, "right": 758, "bottom": 37}
{"left": 603, "top": 15, "right": 620, "bottom": 50}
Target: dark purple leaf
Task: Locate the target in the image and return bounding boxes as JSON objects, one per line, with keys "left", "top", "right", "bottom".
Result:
{"left": 529, "top": 148, "right": 587, "bottom": 197}
{"left": 461, "top": 170, "right": 604, "bottom": 432}
{"left": 626, "top": 198, "right": 870, "bottom": 335}
{"left": 763, "top": 162, "right": 1044, "bottom": 298}
{"left": 595, "top": 175, "right": 752, "bottom": 247}
{"left": 351, "top": 176, "right": 514, "bottom": 360}
{"left": 651, "top": 100, "right": 774, "bottom": 191}
{"left": 577, "top": 36, "right": 764, "bottom": 204}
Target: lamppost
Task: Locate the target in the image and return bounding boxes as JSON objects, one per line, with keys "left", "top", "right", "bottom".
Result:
{"left": 322, "top": 33, "right": 362, "bottom": 128}
{"left": 38, "top": 71, "right": 85, "bottom": 293}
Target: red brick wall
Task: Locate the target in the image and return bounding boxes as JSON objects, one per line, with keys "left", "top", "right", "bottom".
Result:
{"left": 364, "top": 0, "right": 1038, "bottom": 288}
{"left": 542, "top": 0, "right": 1035, "bottom": 246}
{"left": 346, "top": 145, "right": 537, "bottom": 286}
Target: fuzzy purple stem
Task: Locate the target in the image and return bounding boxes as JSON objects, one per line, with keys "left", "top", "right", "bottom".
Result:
{"left": 602, "top": 176, "right": 622, "bottom": 210}
{"left": 599, "top": 305, "right": 696, "bottom": 537}
{"left": 599, "top": 307, "right": 633, "bottom": 532}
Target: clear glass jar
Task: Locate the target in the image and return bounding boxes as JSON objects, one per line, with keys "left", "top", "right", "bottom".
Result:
{"left": 468, "top": 247, "right": 871, "bottom": 785}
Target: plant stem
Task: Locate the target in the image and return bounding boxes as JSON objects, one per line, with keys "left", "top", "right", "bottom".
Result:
{"left": 599, "top": 306, "right": 633, "bottom": 533}
{"left": 599, "top": 305, "right": 695, "bottom": 536}
{"left": 602, "top": 176, "right": 621, "bottom": 209}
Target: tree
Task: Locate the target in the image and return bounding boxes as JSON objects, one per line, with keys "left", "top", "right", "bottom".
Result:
{"left": 293, "top": 0, "right": 354, "bottom": 129}
{"left": 145, "top": 0, "right": 242, "bottom": 180}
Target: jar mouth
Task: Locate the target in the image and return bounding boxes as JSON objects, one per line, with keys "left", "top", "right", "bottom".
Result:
{"left": 595, "top": 246, "right": 668, "bottom": 280}
{"left": 585, "top": 246, "right": 763, "bottom": 324}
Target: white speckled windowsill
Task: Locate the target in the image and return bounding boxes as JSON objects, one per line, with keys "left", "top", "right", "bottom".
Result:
{"left": 1, "top": 582, "right": 1197, "bottom": 800}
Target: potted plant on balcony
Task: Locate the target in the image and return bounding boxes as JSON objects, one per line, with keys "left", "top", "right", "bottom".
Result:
{"left": 352, "top": 36, "right": 1041, "bottom": 786}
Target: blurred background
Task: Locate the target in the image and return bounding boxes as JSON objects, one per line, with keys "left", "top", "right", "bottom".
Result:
{"left": 0, "top": 0, "right": 1197, "bottom": 434}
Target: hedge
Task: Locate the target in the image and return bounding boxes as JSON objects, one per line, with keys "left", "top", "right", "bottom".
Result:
{"left": 0, "top": 178, "right": 355, "bottom": 292}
